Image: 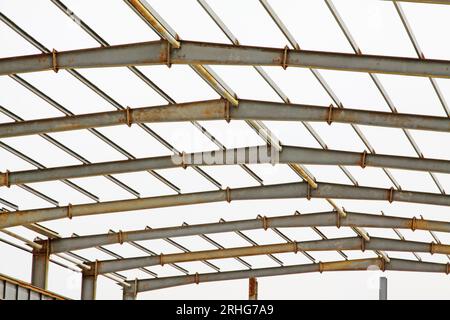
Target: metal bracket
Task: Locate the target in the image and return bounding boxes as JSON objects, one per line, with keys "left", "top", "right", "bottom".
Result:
{"left": 225, "top": 187, "right": 231, "bottom": 203}
{"left": 118, "top": 230, "right": 124, "bottom": 245}
{"left": 159, "top": 253, "right": 164, "bottom": 266}
{"left": 67, "top": 203, "right": 73, "bottom": 220}
{"left": 125, "top": 107, "right": 132, "bottom": 127}
{"left": 194, "top": 272, "right": 200, "bottom": 285}
{"left": 430, "top": 241, "right": 436, "bottom": 255}
{"left": 282, "top": 45, "right": 289, "bottom": 70}
{"left": 261, "top": 215, "right": 269, "bottom": 231}
{"left": 411, "top": 216, "right": 417, "bottom": 231}
{"left": 388, "top": 187, "right": 395, "bottom": 203}
{"left": 293, "top": 242, "right": 298, "bottom": 254}
{"left": 327, "top": 104, "right": 334, "bottom": 125}
{"left": 360, "top": 150, "right": 367, "bottom": 169}
{"left": 52, "top": 49, "right": 59, "bottom": 73}
{"left": 361, "top": 237, "right": 366, "bottom": 252}
{"left": 319, "top": 261, "right": 324, "bottom": 274}
{"left": 181, "top": 151, "right": 187, "bottom": 169}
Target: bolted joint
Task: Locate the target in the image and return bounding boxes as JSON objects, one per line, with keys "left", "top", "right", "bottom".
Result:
{"left": 225, "top": 187, "right": 232, "bottom": 203}
{"left": 360, "top": 150, "right": 368, "bottom": 169}
{"left": 259, "top": 215, "right": 269, "bottom": 231}
{"left": 282, "top": 45, "right": 289, "bottom": 70}
{"left": 32, "top": 239, "right": 50, "bottom": 256}
{"left": 51, "top": 49, "right": 59, "bottom": 73}
{"left": 83, "top": 260, "right": 99, "bottom": 277}
{"left": 411, "top": 216, "right": 417, "bottom": 231}
{"left": 430, "top": 242, "right": 436, "bottom": 255}
{"left": 387, "top": 187, "right": 395, "bottom": 203}
{"left": 31, "top": 239, "right": 50, "bottom": 289}
{"left": 67, "top": 203, "right": 73, "bottom": 220}
{"left": 181, "top": 151, "right": 188, "bottom": 169}
{"left": 123, "top": 280, "right": 138, "bottom": 300}
{"left": 194, "top": 272, "right": 200, "bottom": 285}
{"left": 327, "top": 104, "right": 334, "bottom": 125}
{"left": 125, "top": 107, "right": 133, "bottom": 127}
{"left": 0, "top": 170, "right": 10, "bottom": 187}
{"left": 118, "top": 230, "right": 124, "bottom": 245}
{"left": 335, "top": 210, "right": 341, "bottom": 229}
{"left": 380, "top": 258, "right": 386, "bottom": 272}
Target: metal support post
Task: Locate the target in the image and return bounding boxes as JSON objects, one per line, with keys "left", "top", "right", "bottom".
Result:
{"left": 379, "top": 277, "right": 388, "bottom": 300}
{"left": 31, "top": 240, "right": 49, "bottom": 289}
{"left": 249, "top": 277, "right": 258, "bottom": 300}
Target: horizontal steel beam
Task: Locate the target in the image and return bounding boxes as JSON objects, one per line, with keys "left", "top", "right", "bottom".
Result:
{"left": 47, "top": 211, "right": 450, "bottom": 253}
{"left": 124, "top": 258, "right": 449, "bottom": 294}
{"left": 0, "top": 99, "right": 448, "bottom": 139}
{"left": 1, "top": 182, "right": 449, "bottom": 229}
{"left": 2, "top": 40, "right": 450, "bottom": 78}
{"left": 87, "top": 237, "right": 450, "bottom": 275}
{"left": 1, "top": 145, "right": 449, "bottom": 187}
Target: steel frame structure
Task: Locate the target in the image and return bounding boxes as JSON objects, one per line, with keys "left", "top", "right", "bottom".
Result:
{"left": 0, "top": 0, "right": 449, "bottom": 300}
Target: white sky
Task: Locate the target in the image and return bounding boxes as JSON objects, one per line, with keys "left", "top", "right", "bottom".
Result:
{"left": 0, "top": 0, "right": 450, "bottom": 300}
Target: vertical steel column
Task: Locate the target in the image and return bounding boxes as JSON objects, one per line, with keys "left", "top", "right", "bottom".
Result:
{"left": 31, "top": 240, "right": 49, "bottom": 289}
{"left": 379, "top": 277, "right": 388, "bottom": 300}
{"left": 123, "top": 279, "right": 137, "bottom": 300}
{"left": 249, "top": 277, "right": 258, "bottom": 300}
{"left": 81, "top": 261, "right": 98, "bottom": 300}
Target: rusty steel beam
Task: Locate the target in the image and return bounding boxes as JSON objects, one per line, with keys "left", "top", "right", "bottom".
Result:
{"left": 84, "top": 237, "right": 450, "bottom": 275}
{"left": 123, "top": 258, "right": 449, "bottom": 295}
{"left": 46, "top": 211, "right": 450, "bottom": 254}
{"left": 2, "top": 40, "right": 450, "bottom": 78}
{"left": 0, "top": 99, "right": 448, "bottom": 139}
{"left": 1, "top": 182, "right": 449, "bottom": 229}
{"left": 1, "top": 146, "right": 449, "bottom": 187}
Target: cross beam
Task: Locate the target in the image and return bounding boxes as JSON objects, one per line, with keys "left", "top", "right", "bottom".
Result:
{"left": 1, "top": 145, "right": 448, "bottom": 187}
{"left": 45, "top": 211, "right": 450, "bottom": 253}
{"left": 2, "top": 40, "right": 450, "bottom": 78}
{"left": 83, "top": 237, "right": 450, "bottom": 275}
{"left": 122, "top": 258, "right": 449, "bottom": 297}
{"left": 1, "top": 182, "right": 449, "bottom": 229}
{"left": 0, "top": 100, "right": 447, "bottom": 139}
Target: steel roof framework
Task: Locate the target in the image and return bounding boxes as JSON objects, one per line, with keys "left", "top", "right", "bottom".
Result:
{"left": 0, "top": 0, "right": 449, "bottom": 300}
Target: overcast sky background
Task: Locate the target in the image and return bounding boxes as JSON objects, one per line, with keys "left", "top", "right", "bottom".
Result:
{"left": 0, "top": 0, "right": 450, "bottom": 299}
